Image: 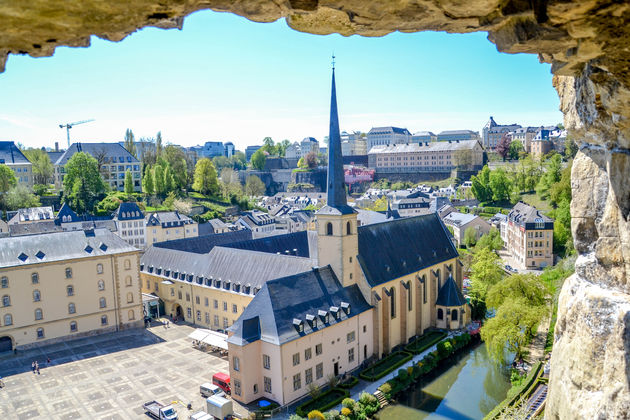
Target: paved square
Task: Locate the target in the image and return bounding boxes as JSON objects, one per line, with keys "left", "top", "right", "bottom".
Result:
{"left": 0, "top": 322, "right": 248, "bottom": 419}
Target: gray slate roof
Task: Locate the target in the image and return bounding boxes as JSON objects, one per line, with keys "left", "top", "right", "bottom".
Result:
{"left": 141, "top": 246, "right": 313, "bottom": 295}
{"left": 54, "top": 142, "right": 140, "bottom": 165}
{"left": 9, "top": 221, "right": 63, "bottom": 237}
{"left": 146, "top": 211, "right": 194, "bottom": 226}
{"left": 11, "top": 207, "right": 54, "bottom": 223}
{"left": 436, "top": 274, "right": 467, "bottom": 307}
{"left": 442, "top": 212, "right": 478, "bottom": 227}
{"left": 113, "top": 202, "right": 144, "bottom": 221}
{"left": 357, "top": 213, "right": 458, "bottom": 288}
{"left": 153, "top": 229, "right": 252, "bottom": 254}
{"left": 368, "top": 140, "right": 481, "bottom": 154}
{"left": 222, "top": 230, "right": 318, "bottom": 260}
{"left": 227, "top": 265, "right": 371, "bottom": 346}
{"left": 508, "top": 202, "right": 553, "bottom": 228}
{"left": 0, "top": 229, "right": 136, "bottom": 268}
{"left": 0, "top": 142, "right": 30, "bottom": 164}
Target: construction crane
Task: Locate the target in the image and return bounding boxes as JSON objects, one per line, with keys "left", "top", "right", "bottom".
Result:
{"left": 59, "top": 119, "right": 95, "bottom": 148}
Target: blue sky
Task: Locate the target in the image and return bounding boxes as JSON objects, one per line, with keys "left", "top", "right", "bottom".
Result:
{"left": 0, "top": 10, "right": 562, "bottom": 150}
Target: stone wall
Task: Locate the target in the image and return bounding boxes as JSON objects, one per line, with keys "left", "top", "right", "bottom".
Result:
{"left": 1, "top": 1, "right": 630, "bottom": 418}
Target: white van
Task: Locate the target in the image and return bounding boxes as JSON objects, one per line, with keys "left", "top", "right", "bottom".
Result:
{"left": 200, "top": 382, "right": 225, "bottom": 398}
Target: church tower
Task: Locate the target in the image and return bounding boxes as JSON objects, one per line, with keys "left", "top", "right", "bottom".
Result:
{"left": 316, "top": 59, "right": 359, "bottom": 288}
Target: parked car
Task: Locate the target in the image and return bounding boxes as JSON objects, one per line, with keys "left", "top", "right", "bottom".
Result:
{"left": 143, "top": 400, "right": 178, "bottom": 420}
{"left": 200, "top": 382, "right": 225, "bottom": 398}
{"left": 212, "top": 372, "right": 231, "bottom": 395}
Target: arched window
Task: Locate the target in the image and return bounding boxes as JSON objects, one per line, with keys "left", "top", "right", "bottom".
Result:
{"left": 2, "top": 295, "right": 10, "bottom": 307}
{"left": 33, "top": 290, "right": 41, "bottom": 302}
{"left": 390, "top": 287, "right": 396, "bottom": 319}
{"left": 437, "top": 308, "right": 444, "bottom": 320}
{"left": 35, "top": 308, "right": 43, "bottom": 320}
{"left": 346, "top": 221, "right": 351, "bottom": 235}
{"left": 436, "top": 269, "right": 442, "bottom": 290}
{"left": 36, "top": 328, "right": 44, "bottom": 338}
{"left": 1, "top": 276, "right": 7, "bottom": 288}
{"left": 101, "top": 315, "right": 108, "bottom": 325}
{"left": 67, "top": 285, "right": 74, "bottom": 296}
{"left": 326, "top": 222, "right": 333, "bottom": 236}
{"left": 70, "top": 321, "right": 77, "bottom": 332}
{"left": 98, "top": 280, "right": 105, "bottom": 291}
{"left": 124, "top": 259, "right": 131, "bottom": 270}
{"left": 65, "top": 268, "right": 72, "bottom": 279}
{"left": 99, "top": 297, "right": 107, "bottom": 308}
{"left": 31, "top": 272, "right": 39, "bottom": 284}
{"left": 125, "top": 276, "right": 132, "bottom": 287}
{"left": 452, "top": 309, "right": 458, "bottom": 321}
{"left": 96, "top": 264, "right": 103, "bottom": 274}
{"left": 128, "top": 309, "right": 135, "bottom": 320}
{"left": 4, "top": 314, "right": 13, "bottom": 326}
{"left": 68, "top": 303, "right": 76, "bottom": 314}
{"left": 126, "top": 292, "right": 134, "bottom": 303}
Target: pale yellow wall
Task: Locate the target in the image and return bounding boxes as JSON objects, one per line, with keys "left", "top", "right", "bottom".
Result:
{"left": 145, "top": 221, "right": 198, "bottom": 245}
{"left": 507, "top": 222, "right": 553, "bottom": 269}
{"left": 8, "top": 163, "right": 33, "bottom": 188}
{"left": 230, "top": 309, "right": 373, "bottom": 406}
{"left": 316, "top": 213, "right": 358, "bottom": 288}
{"left": 0, "top": 251, "right": 142, "bottom": 349}
{"left": 140, "top": 273, "right": 253, "bottom": 330}
{"left": 435, "top": 304, "right": 468, "bottom": 330}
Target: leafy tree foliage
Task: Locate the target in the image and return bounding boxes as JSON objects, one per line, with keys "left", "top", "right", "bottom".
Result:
{"left": 153, "top": 164, "right": 165, "bottom": 196}
{"left": 471, "top": 166, "right": 492, "bottom": 202}
{"left": 511, "top": 155, "right": 542, "bottom": 193}
{"left": 475, "top": 228, "right": 504, "bottom": 252}
{"left": 123, "top": 128, "right": 137, "bottom": 158}
{"left": 0, "top": 164, "right": 17, "bottom": 208}
{"left": 496, "top": 133, "right": 511, "bottom": 160}
{"left": 22, "top": 149, "right": 54, "bottom": 185}
{"left": 489, "top": 168, "right": 512, "bottom": 202}
{"left": 162, "top": 145, "right": 190, "bottom": 189}
{"left": 62, "top": 152, "right": 106, "bottom": 214}
{"left": 192, "top": 158, "right": 219, "bottom": 196}
{"left": 464, "top": 227, "right": 478, "bottom": 248}
{"left": 305, "top": 151, "right": 318, "bottom": 169}
{"left": 163, "top": 166, "right": 175, "bottom": 193}
{"left": 470, "top": 248, "right": 504, "bottom": 298}
{"left": 142, "top": 166, "right": 154, "bottom": 195}
{"left": 536, "top": 154, "right": 562, "bottom": 199}
{"left": 366, "top": 196, "right": 388, "bottom": 212}
{"left": 508, "top": 140, "right": 524, "bottom": 160}
{"left": 124, "top": 170, "right": 134, "bottom": 195}
{"left": 251, "top": 149, "right": 267, "bottom": 170}
{"left": 245, "top": 175, "right": 266, "bottom": 196}
{"left": 5, "top": 185, "right": 40, "bottom": 210}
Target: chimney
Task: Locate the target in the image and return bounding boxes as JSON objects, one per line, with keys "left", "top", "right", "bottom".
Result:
{"left": 55, "top": 142, "right": 59, "bottom": 152}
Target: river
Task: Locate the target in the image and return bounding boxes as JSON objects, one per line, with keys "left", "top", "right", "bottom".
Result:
{"left": 377, "top": 343, "right": 511, "bottom": 420}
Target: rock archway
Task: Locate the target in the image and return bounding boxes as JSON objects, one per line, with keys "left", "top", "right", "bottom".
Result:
{"left": 1, "top": 1, "right": 629, "bottom": 418}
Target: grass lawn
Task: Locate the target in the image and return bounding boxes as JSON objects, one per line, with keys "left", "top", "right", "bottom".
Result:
{"left": 144, "top": 205, "right": 171, "bottom": 212}
{"left": 519, "top": 192, "right": 552, "bottom": 213}
{"left": 359, "top": 351, "right": 413, "bottom": 381}
{"left": 404, "top": 331, "right": 447, "bottom": 354}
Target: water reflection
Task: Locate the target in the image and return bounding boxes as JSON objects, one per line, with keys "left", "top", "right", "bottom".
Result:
{"left": 378, "top": 343, "right": 510, "bottom": 420}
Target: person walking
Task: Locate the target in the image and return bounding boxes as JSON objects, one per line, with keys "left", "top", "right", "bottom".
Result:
{"left": 31, "top": 361, "right": 35, "bottom": 373}
{"left": 35, "top": 361, "right": 39, "bottom": 375}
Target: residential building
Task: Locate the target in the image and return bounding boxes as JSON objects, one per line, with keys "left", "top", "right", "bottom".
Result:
{"left": 145, "top": 211, "right": 198, "bottom": 245}
{"left": 437, "top": 130, "right": 480, "bottom": 142}
{"left": 530, "top": 128, "right": 554, "bottom": 157}
{"left": 442, "top": 212, "right": 492, "bottom": 247}
{"left": 367, "top": 127, "right": 411, "bottom": 150}
{"left": 117, "top": 140, "right": 156, "bottom": 162}
{"left": 341, "top": 131, "right": 367, "bottom": 156}
{"left": 0, "top": 229, "right": 142, "bottom": 352}
{"left": 8, "top": 207, "right": 54, "bottom": 225}
{"left": 0, "top": 141, "right": 33, "bottom": 188}
{"left": 224, "top": 142, "right": 235, "bottom": 158}
{"left": 199, "top": 141, "right": 225, "bottom": 158}
{"left": 481, "top": 117, "right": 521, "bottom": 150}
{"left": 388, "top": 190, "right": 431, "bottom": 217}
{"left": 202, "top": 219, "right": 231, "bottom": 235}
{"left": 236, "top": 210, "right": 276, "bottom": 238}
{"left": 412, "top": 131, "right": 436, "bottom": 143}
{"left": 246, "top": 145, "right": 262, "bottom": 161}
{"left": 549, "top": 129, "right": 567, "bottom": 154}
{"left": 55, "top": 202, "right": 118, "bottom": 234}
{"left": 506, "top": 202, "right": 554, "bottom": 269}
{"left": 0, "top": 219, "right": 8, "bottom": 236}
{"left": 489, "top": 213, "right": 508, "bottom": 247}
{"left": 368, "top": 140, "right": 485, "bottom": 173}
{"left": 510, "top": 127, "right": 538, "bottom": 152}
{"left": 112, "top": 202, "right": 145, "bottom": 248}
{"left": 285, "top": 138, "right": 320, "bottom": 160}
{"left": 53, "top": 142, "right": 141, "bottom": 192}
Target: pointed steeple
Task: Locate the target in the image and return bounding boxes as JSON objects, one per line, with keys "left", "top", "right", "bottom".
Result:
{"left": 326, "top": 62, "right": 352, "bottom": 213}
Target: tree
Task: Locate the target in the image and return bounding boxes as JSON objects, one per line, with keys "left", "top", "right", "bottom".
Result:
{"left": 251, "top": 149, "right": 267, "bottom": 170}
{"left": 261, "top": 137, "right": 276, "bottom": 155}
{"left": 277, "top": 139, "right": 291, "bottom": 157}
{"left": 508, "top": 140, "right": 524, "bottom": 160}
{"left": 142, "top": 166, "right": 154, "bottom": 195}
{"left": 156, "top": 131, "right": 163, "bottom": 159}
{"left": 496, "top": 133, "right": 512, "bottom": 160}
{"left": 297, "top": 157, "right": 307, "bottom": 169}
{"left": 62, "top": 152, "right": 106, "bottom": 214}
{"left": 124, "top": 170, "right": 134, "bottom": 195}
{"left": 549, "top": 162, "right": 572, "bottom": 207}
{"left": 212, "top": 156, "right": 231, "bottom": 172}
{"left": 5, "top": 185, "right": 40, "bottom": 210}
{"left": 536, "top": 153, "right": 563, "bottom": 199}
{"left": 244, "top": 175, "right": 266, "bottom": 196}
{"left": 475, "top": 228, "right": 504, "bottom": 252}
{"left": 153, "top": 164, "right": 165, "bottom": 196}
{"left": 22, "top": 149, "right": 54, "bottom": 185}
{"left": 366, "top": 196, "right": 388, "bottom": 212}
{"left": 0, "top": 164, "right": 17, "bottom": 209}
{"left": 231, "top": 151, "right": 247, "bottom": 170}
{"left": 471, "top": 165, "right": 492, "bottom": 202}
{"left": 564, "top": 135, "right": 578, "bottom": 159}
{"left": 162, "top": 145, "right": 189, "bottom": 189}
{"left": 305, "top": 151, "right": 318, "bottom": 169}
{"left": 470, "top": 248, "right": 504, "bottom": 298}
{"left": 489, "top": 168, "right": 512, "bottom": 202}
{"left": 464, "top": 227, "right": 478, "bottom": 248}
{"left": 123, "top": 128, "right": 137, "bottom": 158}
{"left": 192, "top": 158, "right": 219, "bottom": 196}
{"left": 163, "top": 166, "right": 175, "bottom": 193}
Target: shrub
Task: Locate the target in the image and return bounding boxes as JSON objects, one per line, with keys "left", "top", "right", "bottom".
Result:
{"left": 397, "top": 368, "right": 409, "bottom": 382}
{"left": 308, "top": 382, "right": 321, "bottom": 399}
{"left": 337, "top": 376, "right": 359, "bottom": 389}
{"left": 437, "top": 340, "right": 453, "bottom": 359}
{"left": 296, "top": 388, "right": 349, "bottom": 417}
{"left": 342, "top": 398, "right": 356, "bottom": 411}
{"left": 378, "top": 382, "right": 392, "bottom": 399}
{"left": 308, "top": 410, "right": 325, "bottom": 420}
{"left": 289, "top": 415, "right": 306, "bottom": 420}
{"left": 324, "top": 411, "right": 339, "bottom": 420}
{"left": 340, "top": 407, "right": 352, "bottom": 417}
{"left": 359, "top": 351, "right": 413, "bottom": 381}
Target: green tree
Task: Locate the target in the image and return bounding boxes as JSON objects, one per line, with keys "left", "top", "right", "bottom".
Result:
{"left": 22, "top": 149, "right": 54, "bottom": 185}
{"left": 5, "top": 185, "right": 41, "bottom": 210}
{"left": 155, "top": 131, "right": 163, "bottom": 159}
{"left": 489, "top": 168, "right": 512, "bottom": 202}
{"left": 366, "top": 196, "right": 388, "bottom": 212}
{"left": 536, "top": 154, "right": 563, "bottom": 199}
{"left": 464, "top": 227, "right": 478, "bottom": 248}
{"left": 261, "top": 137, "right": 276, "bottom": 155}
{"left": 475, "top": 228, "right": 504, "bottom": 252}
{"left": 251, "top": 149, "right": 267, "bottom": 170}
{"left": 508, "top": 140, "right": 524, "bottom": 160}
{"left": 123, "top": 128, "right": 137, "bottom": 158}
{"left": 153, "top": 164, "right": 165, "bottom": 196}
{"left": 297, "top": 157, "right": 307, "bottom": 169}
{"left": 163, "top": 166, "right": 175, "bottom": 193}
{"left": 471, "top": 165, "right": 492, "bottom": 202}
{"left": 244, "top": 175, "right": 266, "bottom": 196}
{"left": 0, "top": 164, "right": 17, "bottom": 209}
{"left": 124, "top": 170, "right": 134, "bottom": 195}
{"left": 549, "top": 162, "right": 572, "bottom": 207}
{"left": 231, "top": 151, "right": 247, "bottom": 170}
{"left": 277, "top": 139, "right": 291, "bottom": 157}
{"left": 212, "top": 156, "right": 231, "bottom": 172}
{"left": 470, "top": 248, "right": 504, "bottom": 299}
{"left": 62, "top": 152, "right": 106, "bottom": 214}
{"left": 162, "top": 145, "right": 189, "bottom": 189}
{"left": 192, "top": 158, "right": 219, "bottom": 196}
{"left": 142, "top": 165, "right": 154, "bottom": 195}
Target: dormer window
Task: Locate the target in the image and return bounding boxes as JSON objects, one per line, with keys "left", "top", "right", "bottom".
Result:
{"left": 318, "top": 310, "right": 329, "bottom": 324}
{"left": 341, "top": 302, "right": 351, "bottom": 315}
{"left": 293, "top": 318, "right": 304, "bottom": 333}
{"left": 330, "top": 306, "right": 340, "bottom": 320}
{"left": 306, "top": 314, "right": 317, "bottom": 329}
{"left": 214, "top": 279, "right": 221, "bottom": 288}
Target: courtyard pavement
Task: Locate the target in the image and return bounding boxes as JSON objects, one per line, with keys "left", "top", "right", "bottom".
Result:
{"left": 0, "top": 319, "right": 247, "bottom": 420}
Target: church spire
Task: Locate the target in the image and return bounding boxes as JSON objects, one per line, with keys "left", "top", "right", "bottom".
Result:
{"left": 327, "top": 58, "right": 348, "bottom": 210}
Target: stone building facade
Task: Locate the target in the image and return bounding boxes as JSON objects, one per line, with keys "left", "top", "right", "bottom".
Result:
{"left": 506, "top": 202, "right": 554, "bottom": 270}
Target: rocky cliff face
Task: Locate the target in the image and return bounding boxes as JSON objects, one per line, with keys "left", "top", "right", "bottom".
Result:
{"left": 1, "top": 1, "right": 629, "bottom": 417}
